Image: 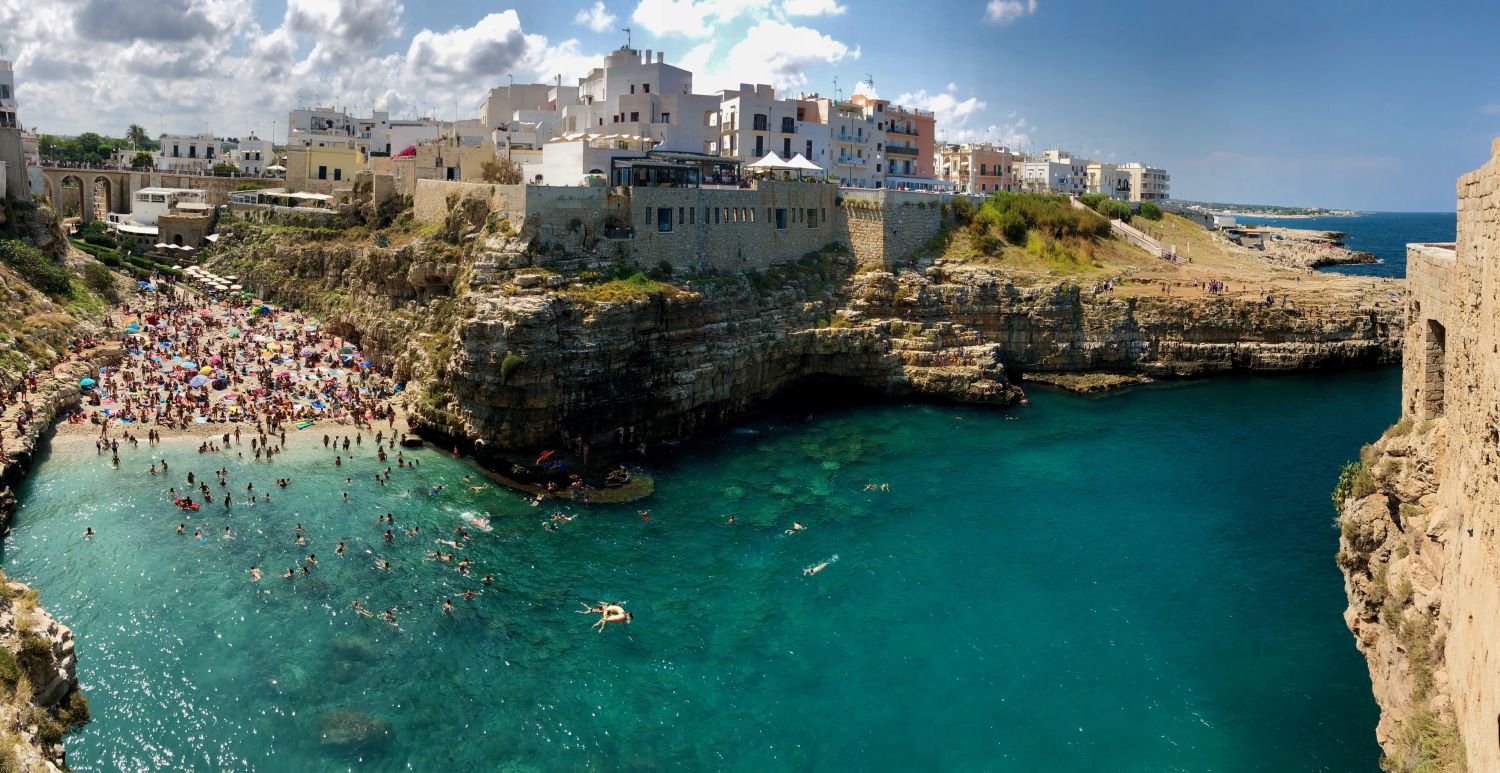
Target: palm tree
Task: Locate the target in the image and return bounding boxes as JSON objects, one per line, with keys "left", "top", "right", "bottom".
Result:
{"left": 126, "top": 124, "right": 148, "bottom": 149}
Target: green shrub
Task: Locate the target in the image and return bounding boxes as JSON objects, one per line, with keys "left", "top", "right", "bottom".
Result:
{"left": 16, "top": 635, "right": 51, "bottom": 690}
{"left": 0, "top": 240, "right": 72, "bottom": 295}
{"left": 1097, "top": 198, "right": 1133, "bottom": 222}
{"left": 973, "top": 232, "right": 1003, "bottom": 256}
{"left": 82, "top": 263, "right": 120, "bottom": 304}
{"left": 1078, "top": 192, "right": 1107, "bottom": 210}
{"left": 0, "top": 648, "right": 19, "bottom": 687}
{"left": 1136, "top": 201, "right": 1163, "bottom": 221}
{"left": 1386, "top": 416, "right": 1415, "bottom": 438}
{"left": 1332, "top": 461, "right": 1377, "bottom": 513}
{"left": 948, "top": 195, "right": 976, "bottom": 226}
{"left": 499, "top": 354, "right": 523, "bottom": 384}
{"left": 998, "top": 211, "right": 1028, "bottom": 244}
{"left": 57, "top": 689, "right": 91, "bottom": 729}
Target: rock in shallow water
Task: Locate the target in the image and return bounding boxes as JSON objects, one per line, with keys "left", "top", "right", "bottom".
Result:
{"left": 319, "top": 709, "right": 393, "bottom": 752}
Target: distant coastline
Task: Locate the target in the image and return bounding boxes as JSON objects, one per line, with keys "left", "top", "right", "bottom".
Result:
{"left": 1223, "top": 210, "right": 1361, "bottom": 219}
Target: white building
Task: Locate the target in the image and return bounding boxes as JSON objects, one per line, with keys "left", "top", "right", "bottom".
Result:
{"left": 154, "top": 133, "right": 221, "bottom": 174}
{"left": 106, "top": 187, "right": 207, "bottom": 240}
{"left": 557, "top": 47, "right": 719, "bottom": 154}
{"left": 1020, "top": 149, "right": 1087, "bottom": 194}
{"left": 714, "top": 85, "right": 828, "bottom": 171}
{"left": 0, "top": 59, "right": 25, "bottom": 199}
{"left": 232, "top": 137, "right": 275, "bottom": 176}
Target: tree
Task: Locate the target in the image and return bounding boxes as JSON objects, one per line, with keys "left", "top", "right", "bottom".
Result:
{"left": 212, "top": 162, "right": 240, "bottom": 177}
{"left": 1136, "top": 201, "right": 1163, "bottom": 221}
{"left": 126, "top": 124, "right": 149, "bottom": 149}
{"left": 1097, "top": 198, "right": 1132, "bottom": 223}
{"left": 129, "top": 151, "right": 155, "bottom": 170}
{"left": 480, "top": 158, "right": 523, "bottom": 185}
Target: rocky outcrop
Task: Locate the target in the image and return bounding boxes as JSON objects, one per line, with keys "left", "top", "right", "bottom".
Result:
{"left": 0, "top": 580, "right": 87, "bottom": 773}
{"left": 208, "top": 222, "right": 1402, "bottom": 460}
{"left": 0, "top": 347, "right": 121, "bottom": 525}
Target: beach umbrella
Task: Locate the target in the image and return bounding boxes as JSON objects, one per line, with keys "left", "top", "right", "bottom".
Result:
{"left": 79, "top": 377, "right": 95, "bottom": 387}
{"left": 182, "top": 361, "right": 197, "bottom": 370}
{"left": 198, "top": 366, "right": 213, "bottom": 375}
{"left": 209, "top": 355, "right": 222, "bottom": 364}
{"left": 360, "top": 360, "right": 372, "bottom": 368}
{"left": 189, "top": 375, "right": 209, "bottom": 388}
{"left": 136, "top": 280, "right": 151, "bottom": 287}
{"left": 300, "top": 346, "right": 316, "bottom": 357}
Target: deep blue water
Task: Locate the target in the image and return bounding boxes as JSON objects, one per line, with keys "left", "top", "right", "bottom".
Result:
{"left": 1235, "top": 211, "right": 1455, "bottom": 278}
{"left": 4, "top": 369, "right": 1397, "bottom": 771}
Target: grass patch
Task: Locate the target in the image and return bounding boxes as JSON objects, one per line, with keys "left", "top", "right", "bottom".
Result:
{"left": 499, "top": 353, "right": 523, "bottom": 384}
{"left": 1386, "top": 416, "right": 1416, "bottom": 438}
{"left": 569, "top": 271, "right": 676, "bottom": 304}
{"left": 1381, "top": 709, "right": 1465, "bottom": 773}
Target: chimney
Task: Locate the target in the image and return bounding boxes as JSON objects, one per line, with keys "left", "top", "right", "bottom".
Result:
{"left": 644, "top": 49, "right": 652, "bottom": 64}
{"left": 657, "top": 52, "right": 664, "bottom": 63}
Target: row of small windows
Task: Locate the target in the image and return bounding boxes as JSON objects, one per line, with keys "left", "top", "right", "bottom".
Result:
{"left": 646, "top": 206, "right": 825, "bottom": 233}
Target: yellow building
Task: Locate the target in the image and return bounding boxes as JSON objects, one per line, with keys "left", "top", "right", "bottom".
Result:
{"left": 286, "top": 142, "right": 365, "bottom": 194}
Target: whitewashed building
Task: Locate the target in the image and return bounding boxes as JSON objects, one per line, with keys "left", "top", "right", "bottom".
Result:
{"left": 154, "top": 133, "right": 221, "bottom": 174}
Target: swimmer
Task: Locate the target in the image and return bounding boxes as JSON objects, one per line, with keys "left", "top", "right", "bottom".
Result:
{"left": 481, "top": 574, "right": 494, "bottom": 585}
{"left": 726, "top": 515, "right": 735, "bottom": 525}
{"left": 462, "top": 590, "right": 476, "bottom": 601}
{"left": 638, "top": 510, "right": 650, "bottom": 522}
{"left": 350, "top": 600, "right": 373, "bottom": 618}
{"left": 83, "top": 527, "right": 94, "bottom": 540}
{"left": 593, "top": 603, "right": 632, "bottom": 633}
{"left": 336, "top": 541, "right": 346, "bottom": 556}
{"left": 784, "top": 522, "right": 805, "bottom": 536}
{"left": 283, "top": 568, "right": 295, "bottom": 579}
{"left": 295, "top": 534, "right": 307, "bottom": 546}
{"left": 223, "top": 526, "right": 232, "bottom": 539}
{"left": 381, "top": 609, "right": 399, "bottom": 627}
{"left": 176, "top": 523, "right": 185, "bottom": 535}
{"left": 803, "top": 561, "right": 829, "bottom": 576}
{"left": 305, "top": 553, "right": 317, "bottom": 566}
{"left": 249, "top": 566, "right": 262, "bottom": 582}
{"left": 376, "top": 559, "right": 391, "bottom": 571}
{"left": 441, "top": 599, "right": 454, "bottom": 614}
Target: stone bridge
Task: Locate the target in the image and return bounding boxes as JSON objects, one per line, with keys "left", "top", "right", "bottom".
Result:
{"left": 39, "top": 168, "right": 249, "bottom": 224}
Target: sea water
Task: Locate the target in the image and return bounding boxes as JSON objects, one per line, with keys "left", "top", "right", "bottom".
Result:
{"left": 5, "top": 369, "right": 1397, "bottom": 772}
{"left": 1235, "top": 211, "right": 1456, "bottom": 278}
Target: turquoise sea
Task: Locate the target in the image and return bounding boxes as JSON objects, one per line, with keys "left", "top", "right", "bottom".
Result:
{"left": 1235, "top": 211, "right": 1455, "bottom": 278}
{"left": 5, "top": 368, "right": 1398, "bottom": 771}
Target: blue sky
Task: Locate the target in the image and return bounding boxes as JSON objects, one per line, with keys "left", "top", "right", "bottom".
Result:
{"left": 4, "top": 0, "right": 1497, "bottom": 210}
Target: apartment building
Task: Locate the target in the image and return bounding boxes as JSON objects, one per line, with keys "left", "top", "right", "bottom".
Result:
{"left": 0, "top": 60, "right": 23, "bottom": 199}
{"left": 232, "top": 136, "right": 275, "bottom": 176}
{"left": 1085, "top": 161, "right": 1131, "bottom": 200}
{"left": 856, "top": 95, "right": 936, "bottom": 189}
{"left": 1119, "top": 162, "right": 1170, "bottom": 202}
{"left": 154, "top": 133, "right": 221, "bottom": 174}
{"left": 938, "top": 143, "right": 1015, "bottom": 194}
{"left": 715, "top": 85, "right": 827, "bottom": 168}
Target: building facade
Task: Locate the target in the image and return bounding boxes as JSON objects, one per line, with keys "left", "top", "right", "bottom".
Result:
{"left": 154, "top": 133, "right": 221, "bottom": 174}
{"left": 0, "top": 59, "right": 25, "bottom": 199}
{"left": 1120, "top": 162, "right": 1170, "bottom": 202}
{"left": 938, "top": 143, "right": 1015, "bottom": 194}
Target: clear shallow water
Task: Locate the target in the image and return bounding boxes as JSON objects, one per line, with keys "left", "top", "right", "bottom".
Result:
{"left": 1235, "top": 211, "right": 1455, "bottom": 278}
{"left": 6, "top": 370, "right": 1397, "bottom": 772}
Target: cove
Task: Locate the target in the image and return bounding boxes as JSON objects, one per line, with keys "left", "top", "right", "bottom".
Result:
{"left": 3, "top": 368, "right": 1395, "bottom": 772}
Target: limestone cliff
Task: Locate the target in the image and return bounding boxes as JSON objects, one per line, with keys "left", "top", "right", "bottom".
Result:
{"left": 0, "top": 579, "right": 88, "bottom": 773}
{"left": 1335, "top": 141, "right": 1500, "bottom": 773}
{"left": 207, "top": 217, "right": 1401, "bottom": 463}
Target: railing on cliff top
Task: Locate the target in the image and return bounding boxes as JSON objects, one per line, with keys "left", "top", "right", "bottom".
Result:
{"left": 1069, "top": 195, "right": 1184, "bottom": 264}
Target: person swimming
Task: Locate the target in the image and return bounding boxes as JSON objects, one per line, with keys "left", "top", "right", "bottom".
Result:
{"left": 83, "top": 527, "right": 94, "bottom": 540}
{"left": 784, "top": 522, "right": 805, "bottom": 536}
{"left": 350, "top": 600, "right": 373, "bottom": 618}
{"left": 249, "top": 566, "right": 262, "bottom": 582}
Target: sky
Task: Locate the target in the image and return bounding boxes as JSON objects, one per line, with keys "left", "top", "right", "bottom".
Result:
{"left": 1, "top": 0, "right": 1497, "bottom": 210}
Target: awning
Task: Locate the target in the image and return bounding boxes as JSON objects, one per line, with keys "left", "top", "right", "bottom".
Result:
{"left": 747, "top": 152, "right": 792, "bottom": 170}
{"left": 787, "top": 154, "right": 825, "bottom": 173}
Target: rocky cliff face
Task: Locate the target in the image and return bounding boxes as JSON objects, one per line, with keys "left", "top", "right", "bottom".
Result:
{"left": 210, "top": 224, "right": 1401, "bottom": 461}
{"left": 0, "top": 580, "right": 87, "bottom": 773}
{"left": 1334, "top": 141, "right": 1500, "bottom": 773}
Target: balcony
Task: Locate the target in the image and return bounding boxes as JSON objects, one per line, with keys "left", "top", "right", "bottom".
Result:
{"left": 886, "top": 145, "right": 918, "bottom": 156}
{"left": 835, "top": 156, "right": 868, "bottom": 167}
{"left": 886, "top": 126, "right": 919, "bottom": 137}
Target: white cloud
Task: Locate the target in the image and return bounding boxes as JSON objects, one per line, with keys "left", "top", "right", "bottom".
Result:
{"left": 575, "top": 2, "right": 617, "bottom": 32}
{"left": 853, "top": 80, "right": 879, "bottom": 100}
{"left": 1482, "top": 104, "right": 1500, "bottom": 116}
{"left": 723, "top": 20, "right": 856, "bottom": 92}
{"left": 0, "top": 2, "right": 603, "bottom": 141}
{"left": 630, "top": 0, "right": 759, "bottom": 37}
{"left": 984, "top": 0, "right": 1037, "bottom": 25}
{"left": 782, "top": 0, "right": 846, "bottom": 16}
{"left": 898, "top": 84, "right": 986, "bottom": 138}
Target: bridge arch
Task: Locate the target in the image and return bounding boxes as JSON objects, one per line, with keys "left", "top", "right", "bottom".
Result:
{"left": 56, "top": 175, "right": 85, "bottom": 222}
{"left": 90, "top": 175, "right": 116, "bottom": 221}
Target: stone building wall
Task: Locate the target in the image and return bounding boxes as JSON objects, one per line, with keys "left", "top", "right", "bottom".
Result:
{"left": 412, "top": 178, "right": 947, "bottom": 272}
{"left": 1339, "top": 138, "right": 1500, "bottom": 771}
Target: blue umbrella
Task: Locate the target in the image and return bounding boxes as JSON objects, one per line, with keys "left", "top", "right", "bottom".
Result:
{"left": 189, "top": 375, "right": 209, "bottom": 388}
{"left": 79, "top": 378, "right": 95, "bottom": 387}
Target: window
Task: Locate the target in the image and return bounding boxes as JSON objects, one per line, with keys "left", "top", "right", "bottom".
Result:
{"left": 806, "top": 140, "right": 813, "bottom": 158}
{"left": 172, "top": 145, "right": 180, "bottom": 157}
{"left": 754, "top": 136, "right": 764, "bottom": 157}
{"left": 714, "top": 207, "right": 720, "bottom": 224}
{"left": 657, "top": 207, "right": 673, "bottom": 233}
{"left": 645, "top": 207, "right": 653, "bottom": 225}
{"left": 783, "top": 138, "right": 791, "bottom": 158}
{"left": 807, "top": 208, "right": 817, "bottom": 228}
{"left": 189, "top": 146, "right": 197, "bottom": 158}
{"left": 661, "top": 112, "right": 670, "bottom": 124}
{"left": 775, "top": 208, "right": 787, "bottom": 230}
{"left": 753, "top": 114, "right": 768, "bottom": 131}
{"left": 0, "top": 85, "right": 8, "bottom": 99}
{"left": 643, "top": 83, "right": 650, "bottom": 93}
{"left": 334, "top": 168, "right": 343, "bottom": 181}
{"left": 689, "top": 207, "right": 695, "bottom": 225}
{"left": 678, "top": 207, "right": 684, "bottom": 225}
{"left": 317, "top": 165, "right": 328, "bottom": 180}
{"left": 630, "top": 84, "right": 636, "bottom": 94}
{"left": 630, "top": 111, "right": 639, "bottom": 122}
{"left": 780, "top": 116, "right": 794, "bottom": 133}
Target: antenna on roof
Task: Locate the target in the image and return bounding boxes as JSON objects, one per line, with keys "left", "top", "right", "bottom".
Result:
{"left": 622, "top": 26, "right": 632, "bottom": 48}
{"left": 833, "top": 76, "right": 839, "bottom": 102}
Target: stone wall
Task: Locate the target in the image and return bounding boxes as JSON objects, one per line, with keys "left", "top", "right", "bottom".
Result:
{"left": 834, "top": 188, "right": 945, "bottom": 269}
{"left": 1338, "top": 139, "right": 1500, "bottom": 772}
{"left": 616, "top": 182, "right": 838, "bottom": 271}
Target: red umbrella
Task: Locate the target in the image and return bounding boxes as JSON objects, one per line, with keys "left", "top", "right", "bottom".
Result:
{"left": 534, "top": 450, "right": 555, "bottom": 466}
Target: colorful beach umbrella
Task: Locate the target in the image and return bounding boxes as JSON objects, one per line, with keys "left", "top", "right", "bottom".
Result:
{"left": 78, "top": 377, "right": 95, "bottom": 387}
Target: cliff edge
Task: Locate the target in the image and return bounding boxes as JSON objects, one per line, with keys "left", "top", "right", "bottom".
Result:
{"left": 1335, "top": 141, "right": 1500, "bottom": 772}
